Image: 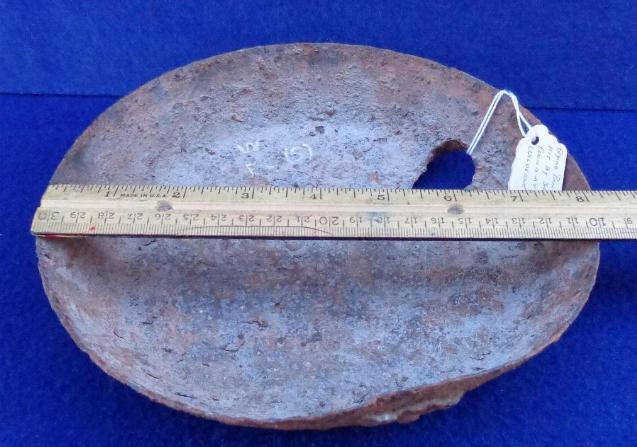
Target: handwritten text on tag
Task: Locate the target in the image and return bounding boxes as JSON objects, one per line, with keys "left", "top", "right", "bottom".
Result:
{"left": 508, "top": 124, "right": 567, "bottom": 191}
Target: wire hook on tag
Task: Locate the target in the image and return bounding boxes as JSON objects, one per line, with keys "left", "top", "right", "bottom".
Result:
{"left": 466, "top": 90, "right": 533, "bottom": 156}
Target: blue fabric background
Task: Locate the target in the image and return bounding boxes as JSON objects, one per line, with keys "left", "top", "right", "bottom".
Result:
{"left": 2, "top": 0, "right": 636, "bottom": 109}
{"left": 1, "top": 1, "right": 636, "bottom": 446}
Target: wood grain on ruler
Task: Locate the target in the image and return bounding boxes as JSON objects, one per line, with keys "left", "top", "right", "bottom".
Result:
{"left": 31, "top": 185, "right": 637, "bottom": 240}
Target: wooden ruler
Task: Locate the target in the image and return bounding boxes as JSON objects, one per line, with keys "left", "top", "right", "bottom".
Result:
{"left": 31, "top": 184, "right": 637, "bottom": 240}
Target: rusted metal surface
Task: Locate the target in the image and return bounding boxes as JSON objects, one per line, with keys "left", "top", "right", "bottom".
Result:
{"left": 36, "top": 44, "right": 599, "bottom": 429}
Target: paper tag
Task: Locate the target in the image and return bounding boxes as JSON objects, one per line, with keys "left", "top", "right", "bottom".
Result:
{"left": 508, "top": 124, "right": 567, "bottom": 191}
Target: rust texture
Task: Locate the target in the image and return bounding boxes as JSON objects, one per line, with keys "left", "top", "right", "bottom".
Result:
{"left": 36, "top": 44, "right": 599, "bottom": 429}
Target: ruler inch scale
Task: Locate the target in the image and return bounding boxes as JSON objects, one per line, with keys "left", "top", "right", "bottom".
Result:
{"left": 31, "top": 184, "right": 637, "bottom": 240}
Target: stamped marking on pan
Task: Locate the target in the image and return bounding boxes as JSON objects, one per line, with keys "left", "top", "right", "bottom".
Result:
{"left": 235, "top": 140, "right": 314, "bottom": 176}
{"left": 283, "top": 143, "right": 313, "bottom": 165}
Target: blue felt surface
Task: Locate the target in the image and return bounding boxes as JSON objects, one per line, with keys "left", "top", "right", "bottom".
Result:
{"left": 1, "top": 0, "right": 636, "bottom": 109}
{"left": 1, "top": 2, "right": 637, "bottom": 446}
